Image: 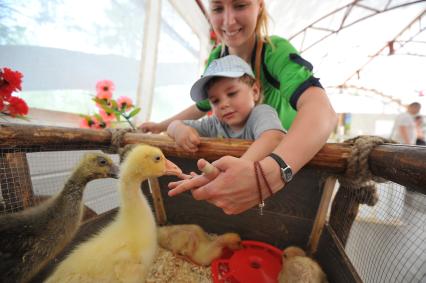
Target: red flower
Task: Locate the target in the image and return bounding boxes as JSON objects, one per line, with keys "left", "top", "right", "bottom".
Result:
{"left": 117, "top": 96, "right": 133, "bottom": 111}
{"left": 96, "top": 91, "right": 113, "bottom": 100}
{"left": 96, "top": 80, "right": 115, "bottom": 100}
{"left": 0, "top": 98, "right": 4, "bottom": 111}
{"left": 99, "top": 109, "right": 116, "bottom": 122}
{"left": 92, "top": 115, "right": 110, "bottom": 129}
{"left": 7, "top": 96, "right": 29, "bottom": 117}
{"left": 80, "top": 118, "right": 92, "bottom": 128}
{"left": 0, "top": 68, "right": 23, "bottom": 99}
{"left": 80, "top": 115, "right": 109, "bottom": 129}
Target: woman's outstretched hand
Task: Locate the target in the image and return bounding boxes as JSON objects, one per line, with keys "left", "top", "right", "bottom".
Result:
{"left": 168, "top": 159, "right": 220, "bottom": 195}
{"left": 168, "top": 156, "right": 266, "bottom": 215}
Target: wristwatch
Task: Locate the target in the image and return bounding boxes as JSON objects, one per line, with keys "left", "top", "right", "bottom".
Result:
{"left": 269, "top": 153, "right": 293, "bottom": 183}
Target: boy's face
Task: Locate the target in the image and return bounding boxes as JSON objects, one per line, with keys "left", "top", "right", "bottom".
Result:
{"left": 207, "top": 77, "right": 259, "bottom": 131}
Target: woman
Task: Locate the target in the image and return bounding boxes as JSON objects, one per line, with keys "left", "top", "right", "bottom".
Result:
{"left": 142, "top": 0, "right": 337, "bottom": 214}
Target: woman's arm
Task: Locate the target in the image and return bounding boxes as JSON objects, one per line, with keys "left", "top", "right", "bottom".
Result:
{"left": 241, "top": 130, "right": 285, "bottom": 161}
{"left": 139, "top": 104, "right": 205, "bottom": 133}
{"left": 254, "top": 87, "right": 337, "bottom": 198}
{"left": 271, "top": 87, "right": 337, "bottom": 176}
{"left": 168, "top": 87, "right": 337, "bottom": 214}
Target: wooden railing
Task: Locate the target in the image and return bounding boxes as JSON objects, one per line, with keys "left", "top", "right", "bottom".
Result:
{"left": 1, "top": 123, "right": 425, "bottom": 193}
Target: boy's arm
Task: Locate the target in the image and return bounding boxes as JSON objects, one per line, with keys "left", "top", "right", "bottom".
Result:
{"left": 241, "top": 130, "right": 285, "bottom": 161}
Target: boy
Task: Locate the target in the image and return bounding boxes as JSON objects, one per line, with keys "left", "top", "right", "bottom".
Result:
{"left": 167, "top": 55, "right": 285, "bottom": 161}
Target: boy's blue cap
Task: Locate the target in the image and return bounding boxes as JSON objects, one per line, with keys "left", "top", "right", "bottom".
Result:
{"left": 190, "top": 55, "right": 255, "bottom": 102}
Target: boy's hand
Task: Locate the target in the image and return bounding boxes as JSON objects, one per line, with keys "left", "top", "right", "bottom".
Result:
{"left": 138, "top": 121, "right": 165, "bottom": 133}
{"left": 175, "top": 125, "right": 201, "bottom": 152}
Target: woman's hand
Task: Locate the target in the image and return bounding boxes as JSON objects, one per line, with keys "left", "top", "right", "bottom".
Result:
{"left": 170, "top": 156, "right": 273, "bottom": 214}
{"left": 169, "top": 159, "right": 220, "bottom": 196}
{"left": 138, "top": 121, "right": 166, "bottom": 133}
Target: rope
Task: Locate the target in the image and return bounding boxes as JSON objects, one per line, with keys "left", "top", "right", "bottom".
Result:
{"left": 102, "top": 128, "right": 134, "bottom": 156}
{"left": 337, "top": 135, "right": 395, "bottom": 206}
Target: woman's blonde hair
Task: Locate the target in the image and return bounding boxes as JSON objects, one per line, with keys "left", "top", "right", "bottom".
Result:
{"left": 254, "top": 0, "right": 272, "bottom": 86}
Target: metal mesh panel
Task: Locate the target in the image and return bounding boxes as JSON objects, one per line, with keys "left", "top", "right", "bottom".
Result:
{"left": 344, "top": 182, "right": 426, "bottom": 283}
{"left": 0, "top": 146, "right": 120, "bottom": 217}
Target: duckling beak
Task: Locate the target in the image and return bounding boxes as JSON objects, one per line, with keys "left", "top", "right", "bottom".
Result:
{"left": 110, "top": 164, "right": 120, "bottom": 179}
{"left": 164, "top": 159, "right": 182, "bottom": 176}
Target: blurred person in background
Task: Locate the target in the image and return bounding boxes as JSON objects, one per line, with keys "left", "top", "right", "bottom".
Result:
{"left": 391, "top": 102, "right": 421, "bottom": 144}
{"left": 415, "top": 115, "right": 425, "bottom": 145}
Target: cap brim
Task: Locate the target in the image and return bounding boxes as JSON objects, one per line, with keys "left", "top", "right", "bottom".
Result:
{"left": 190, "top": 71, "right": 246, "bottom": 102}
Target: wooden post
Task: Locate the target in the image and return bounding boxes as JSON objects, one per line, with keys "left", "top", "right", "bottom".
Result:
{"left": 136, "top": 0, "right": 162, "bottom": 124}
{"left": 148, "top": 177, "right": 167, "bottom": 225}
{"left": 329, "top": 183, "right": 378, "bottom": 246}
{"left": 307, "top": 176, "right": 337, "bottom": 255}
{"left": 0, "top": 152, "right": 34, "bottom": 213}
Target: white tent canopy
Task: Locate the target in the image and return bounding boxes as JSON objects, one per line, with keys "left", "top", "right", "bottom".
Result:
{"left": 202, "top": 0, "right": 426, "bottom": 113}
{"left": 1, "top": 0, "right": 425, "bottom": 124}
{"left": 269, "top": 0, "right": 426, "bottom": 113}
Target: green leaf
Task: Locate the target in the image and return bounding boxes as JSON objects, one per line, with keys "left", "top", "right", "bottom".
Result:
{"left": 93, "top": 113, "right": 103, "bottom": 121}
{"left": 100, "top": 104, "right": 115, "bottom": 114}
{"left": 110, "top": 100, "right": 119, "bottom": 110}
{"left": 128, "top": 107, "right": 141, "bottom": 118}
{"left": 93, "top": 97, "right": 105, "bottom": 105}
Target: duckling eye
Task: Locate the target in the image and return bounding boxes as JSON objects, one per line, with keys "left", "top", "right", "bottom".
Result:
{"left": 98, "top": 157, "right": 107, "bottom": 165}
{"left": 154, "top": 155, "right": 162, "bottom": 162}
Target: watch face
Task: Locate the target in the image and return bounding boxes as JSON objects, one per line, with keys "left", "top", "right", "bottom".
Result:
{"left": 281, "top": 167, "right": 293, "bottom": 182}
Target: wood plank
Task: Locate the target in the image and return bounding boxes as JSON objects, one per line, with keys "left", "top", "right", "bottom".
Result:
{"left": 307, "top": 176, "right": 337, "bottom": 255}
{"left": 369, "top": 144, "right": 426, "bottom": 194}
{"left": 148, "top": 177, "right": 167, "bottom": 225}
{"left": 0, "top": 123, "right": 111, "bottom": 150}
{"left": 316, "top": 224, "right": 363, "bottom": 283}
{"left": 0, "top": 152, "right": 34, "bottom": 213}
{"left": 329, "top": 183, "right": 379, "bottom": 246}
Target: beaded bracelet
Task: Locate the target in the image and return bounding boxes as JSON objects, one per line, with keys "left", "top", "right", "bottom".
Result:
{"left": 254, "top": 161, "right": 274, "bottom": 215}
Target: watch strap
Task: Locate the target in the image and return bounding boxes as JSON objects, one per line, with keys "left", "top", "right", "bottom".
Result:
{"left": 269, "top": 153, "right": 289, "bottom": 169}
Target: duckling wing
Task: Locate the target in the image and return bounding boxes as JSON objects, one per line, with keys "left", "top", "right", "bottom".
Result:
{"left": 0, "top": 215, "right": 39, "bottom": 279}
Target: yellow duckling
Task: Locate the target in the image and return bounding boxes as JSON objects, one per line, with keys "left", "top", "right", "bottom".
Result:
{"left": 46, "top": 144, "right": 181, "bottom": 283}
{"left": 158, "top": 224, "right": 242, "bottom": 266}
{"left": 278, "top": 246, "right": 328, "bottom": 283}
{"left": 0, "top": 152, "right": 118, "bottom": 283}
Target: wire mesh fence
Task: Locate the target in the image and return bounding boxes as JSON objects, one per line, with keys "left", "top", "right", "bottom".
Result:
{"left": 0, "top": 146, "right": 120, "bottom": 217}
{"left": 343, "top": 181, "right": 426, "bottom": 283}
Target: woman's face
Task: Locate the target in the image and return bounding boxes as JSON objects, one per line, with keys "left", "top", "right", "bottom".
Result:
{"left": 209, "top": 0, "right": 262, "bottom": 49}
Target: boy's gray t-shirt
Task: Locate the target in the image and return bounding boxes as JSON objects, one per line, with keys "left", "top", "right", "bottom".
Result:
{"left": 183, "top": 104, "right": 285, "bottom": 140}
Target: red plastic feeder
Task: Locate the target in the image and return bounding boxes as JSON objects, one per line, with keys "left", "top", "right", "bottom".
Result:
{"left": 211, "top": 240, "right": 283, "bottom": 283}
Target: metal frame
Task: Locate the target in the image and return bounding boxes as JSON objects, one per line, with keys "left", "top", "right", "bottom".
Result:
{"left": 341, "top": 10, "right": 426, "bottom": 85}
{"left": 289, "top": 0, "right": 425, "bottom": 53}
